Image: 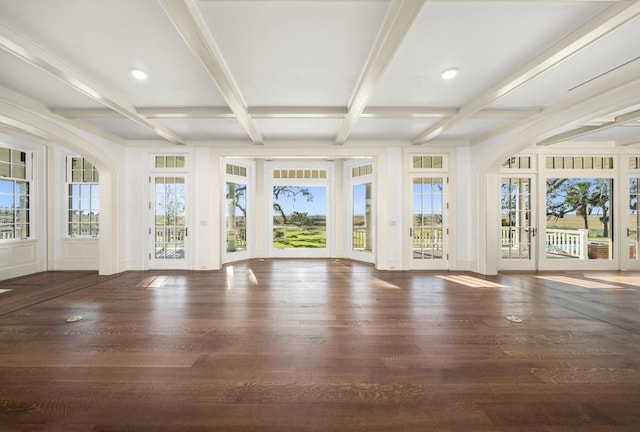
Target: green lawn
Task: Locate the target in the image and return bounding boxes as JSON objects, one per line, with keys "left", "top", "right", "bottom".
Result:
{"left": 273, "top": 228, "right": 326, "bottom": 248}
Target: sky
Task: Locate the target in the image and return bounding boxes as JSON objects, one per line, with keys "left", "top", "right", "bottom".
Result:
{"left": 273, "top": 186, "right": 327, "bottom": 216}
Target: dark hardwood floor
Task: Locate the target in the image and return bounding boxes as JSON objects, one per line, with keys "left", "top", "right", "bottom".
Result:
{"left": 1, "top": 259, "right": 639, "bottom": 431}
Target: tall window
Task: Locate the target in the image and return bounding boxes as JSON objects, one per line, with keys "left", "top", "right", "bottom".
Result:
{"left": 271, "top": 168, "right": 328, "bottom": 251}
{"left": 351, "top": 163, "right": 373, "bottom": 253}
{"left": 0, "top": 147, "right": 30, "bottom": 240}
{"left": 545, "top": 156, "right": 613, "bottom": 260}
{"left": 67, "top": 156, "right": 99, "bottom": 237}
{"left": 225, "top": 163, "right": 248, "bottom": 253}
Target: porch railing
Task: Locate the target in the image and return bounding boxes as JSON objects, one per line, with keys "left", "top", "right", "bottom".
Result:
{"left": 501, "top": 227, "right": 589, "bottom": 259}
{"left": 545, "top": 228, "right": 588, "bottom": 259}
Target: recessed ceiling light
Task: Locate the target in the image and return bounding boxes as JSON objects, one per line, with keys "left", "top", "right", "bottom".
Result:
{"left": 441, "top": 68, "right": 459, "bottom": 80}
{"left": 130, "top": 68, "right": 148, "bottom": 81}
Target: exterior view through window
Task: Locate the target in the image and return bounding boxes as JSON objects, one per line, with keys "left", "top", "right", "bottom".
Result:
{"left": 272, "top": 186, "right": 327, "bottom": 249}
{"left": 352, "top": 183, "right": 372, "bottom": 252}
{"left": 546, "top": 178, "right": 613, "bottom": 260}
{"left": 629, "top": 177, "right": 639, "bottom": 261}
{"left": 226, "top": 181, "right": 247, "bottom": 253}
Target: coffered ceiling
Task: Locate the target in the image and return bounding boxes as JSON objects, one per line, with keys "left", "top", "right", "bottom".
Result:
{"left": 0, "top": 0, "right": 639, "bottom": 148}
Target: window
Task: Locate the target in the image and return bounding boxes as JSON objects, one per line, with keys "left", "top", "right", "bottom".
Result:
{"left": 155, "top": 155, "right": 185, "bottom": 169}
{"left": 67, "top": 156, "right": 99, "bottom": 237}
{"left": 0, "top": 147, "right": 30, "bottom": 240}
{"left": 545, "top": 156, "right": 613, "bottom": 170}
{"left": 413, "top": 156, "right": 443, "bottom": 169}
{"left": 502, "top": 156, "right": 531, "bottom": 169}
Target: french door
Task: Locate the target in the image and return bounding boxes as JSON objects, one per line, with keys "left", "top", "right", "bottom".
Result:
{"left": 499, "top": 176, "right": 537, "bottom": 270}
{"left": 151, "top": 175, "right": 188, "bottom": 269}
{"left": 623, "top": 176, "right": 640, "bottom": 269}
{"left": 408, "top": 174, "right": 448, "bottom": 270}
{"left": 223, "top": 177, "right": 250, "bottom": 262}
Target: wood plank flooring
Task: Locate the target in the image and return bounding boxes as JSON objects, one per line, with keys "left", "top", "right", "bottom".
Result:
{"left": 1, "top": 259, "right": 639, "bottom": 431}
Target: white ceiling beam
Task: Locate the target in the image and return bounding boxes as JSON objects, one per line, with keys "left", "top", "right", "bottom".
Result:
{"left": 0, "top": 22, "right": 185, "bottom": 145}
{"left": 335, "top": 0, "right": 425, "bottom": 145}
{"left": 412, "top": 0, "right": 640, "bottom": 145}
{"left": 538, "top": 107, "right": 640, "bottom": 145}
{"left": 160, "top": 0, "right": 264, "bottom": 144}
{"left": 250, "top": 107, "right": 347, "bottom": 119}
{"left": 51, "top": 106, "right": 541, "bottom": 120}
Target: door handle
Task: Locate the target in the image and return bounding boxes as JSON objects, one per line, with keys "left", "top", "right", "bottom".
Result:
{"left": 185, "top": 227, "right": 188, "bottom": 237}
{"left": 409, "top": 228, "right": 413, "bottom": 237}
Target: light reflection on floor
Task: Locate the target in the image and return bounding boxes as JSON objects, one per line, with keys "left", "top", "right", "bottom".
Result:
{"left": 436, "top": 275, "right": 508, "bottom": 288}
{"left": 585, "top": 274, "right": 640, "bottom": 287}
{"left": 535, "top": 275, "right": 625, "bottom": 290}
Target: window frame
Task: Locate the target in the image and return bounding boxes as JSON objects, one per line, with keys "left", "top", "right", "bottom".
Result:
{"left": 0, "top": 146, "right": 31, "bottom": 242}
{"left": 66, "top": 156, "right": 100, "bottom": 238}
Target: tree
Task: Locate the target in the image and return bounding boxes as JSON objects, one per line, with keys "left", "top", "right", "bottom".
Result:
{"left": 290, "top": 211, "right": 311, "bottom": 228}
{"left": 272, "top": 186, "right": 313, "bottom": 225}
{"left": 546, "top": 178, "right": 611, "bottom": 236}
{"left": 564, "top": 181, "right": 592, "bottom": 230}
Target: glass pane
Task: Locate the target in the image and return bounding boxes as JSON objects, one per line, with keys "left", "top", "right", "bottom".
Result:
{"left": 412, "top": 177, "right": 443, "bottom": 260}
{"left": 501, "top": 177, "right": 532, "bottom": 260}
{"left": 156, "top": 156, "right": 165, "bottom": 168}
{"left": 629, "top": 178, "right": 639, "bottom": 260}
{"left": 154, "top": 176, "right": 186, "bottom": 260}
{"left": 226, "top": 182, "right": 247, "bottom": 253}
{"left": 273, "top": 185, "right": 326, "bottom": 249}
{"left": 13, "top": 165, "right": 26, "bottom": 179}
{"left": 0, "top": 224, "right": 14, "bottom": 240}
{"left": 546, "top": 178, "right": 612, "bottom": 260}
{"left": 176, "top": 156, "right": 185, "bottom": 168}
{"left": 0, "top": 148, "right": 9, "bottom": 163}
{"left": 352, "top": 183, "right": 372, "bottom": 252}
{"left": 0, "top": 162, "right": 10, "bottom": 178}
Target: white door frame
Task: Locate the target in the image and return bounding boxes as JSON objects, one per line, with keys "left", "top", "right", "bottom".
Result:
{"left": 405, "top": 154, "right": 450, "bottom": 271}
{"left": 498, "top": 173, "right": 538, "bottom": 271}
{"left": 149, "top": 173, "right": 191, "bottom": 270}
{"left": 264, "top": 160, "right": 333, "bottom": 258}
{"left": 344, "top": 159, "right": 375, "bottom": 264}
{"left": 222, "top": 159, "right": 255, "bottom": 264}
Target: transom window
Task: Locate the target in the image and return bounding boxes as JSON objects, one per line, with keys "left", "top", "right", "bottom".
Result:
{"left": 226, "top": 163, "right": 247, "bottom": 177}
{"left": 545, "top": 156, "right": 613, "bottom": 170}
{"left": 502, "top": 156, "right": 532, "bottom": 169}
{"left": 155, "top": 155, "right": 185, "bottom": 169}
{"left": 273, "top": 169, "right": 327, "bottom": 179}
{"left": 412, "top": 156, "right": 443, "bottom": 170}
{"left": 352, "top": 164, "right": 373, "bottom": 177}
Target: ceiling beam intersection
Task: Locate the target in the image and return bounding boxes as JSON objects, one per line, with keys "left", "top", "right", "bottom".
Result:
{"left": 160, "top": 0, "right": 264, "bottom": 144}
{"left": 334, "top": 0, "right": 425, "bottom": 145}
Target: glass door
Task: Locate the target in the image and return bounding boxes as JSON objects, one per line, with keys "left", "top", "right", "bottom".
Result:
{"left": 499, "top": 176, "right": 536, "bottom": 270}
{"left": 151, "top": 175, "right": 188, "bottom": 269}
{"left": 624, "top": 176, "right": 640, "bottom": 269}
{"left": 347, "top": 161, "right": 374, "bottom": 263}
{"left": 223, "top": 161, "right": 252, "bottom": 263}
{"left": 224, "top": 180, "right": 249, "bottom": 262}
{"left": 409, "top": 175, "right": 447, "bottom": 270}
